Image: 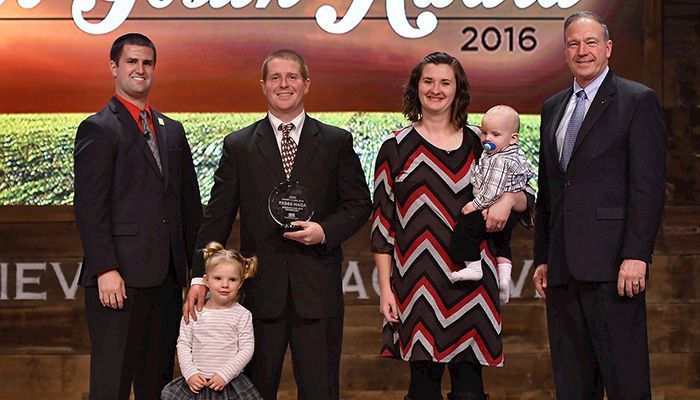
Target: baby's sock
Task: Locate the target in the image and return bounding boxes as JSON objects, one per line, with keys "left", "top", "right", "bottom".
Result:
{"left": 450, "top": 260, "right": 483, "bottom": 282}
{"left": 498, "top": 263, "right": 513, "bottom": 304}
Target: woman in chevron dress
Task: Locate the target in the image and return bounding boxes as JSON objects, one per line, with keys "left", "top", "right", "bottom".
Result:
{"left": 371, "top": 52, "right": 531, "bottom": 400}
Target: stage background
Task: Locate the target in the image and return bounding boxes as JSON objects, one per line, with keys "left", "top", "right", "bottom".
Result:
{"left": 1, "top": 0, "right": 646, "bottom": 205}
{"left": 1, "top": 0, "right": 699, "bottom": 399}
{"left": 1, "top": 0, "right": 643, "bottom": 114}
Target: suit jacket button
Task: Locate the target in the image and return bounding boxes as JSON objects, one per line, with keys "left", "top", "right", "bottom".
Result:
{"left": 565, "top": 179, "right": 572, "bottom": 186}
{"left": 162, "top": 219, "right": 169, "bottom": 224}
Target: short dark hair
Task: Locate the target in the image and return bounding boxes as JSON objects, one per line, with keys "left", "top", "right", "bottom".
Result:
{"left": 261, "top": 49, "right": 309, "bottom": 81}
{"left": 564, "top": 11, "right": 610, "bottom": 41}
{"left": 110, "top": 33, "right": 156, "bottom": 65}
{"left": 403, "top": 52, "right": 471, "bottom": 130}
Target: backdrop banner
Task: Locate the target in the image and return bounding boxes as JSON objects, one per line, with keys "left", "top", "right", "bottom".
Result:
{"left": 1, "top": 0, "right": 643, "bottom": 113}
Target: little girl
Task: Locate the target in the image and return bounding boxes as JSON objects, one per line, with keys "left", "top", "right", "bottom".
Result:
{"left": 161, "top": 242, "right": 262, "bottom": 400}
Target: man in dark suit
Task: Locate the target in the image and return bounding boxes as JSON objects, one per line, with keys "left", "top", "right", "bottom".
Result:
{"left": 183, "top": 49, "right": 372, "bottom": 400}
{"left": 74, "top": 33, "right": 202, "bottom": 400}
{"left": 532, "top": 11, "right": 666, "bottom": 400}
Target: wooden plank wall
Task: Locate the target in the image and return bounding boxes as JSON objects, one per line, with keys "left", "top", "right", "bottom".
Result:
{"left": 1, "top": 1, "right": 699, "bottom": 399}
{"left": 0, "top": 205, "right": 699, "bottom": 399}
{"left": 664, "top": 1, "right": 700, "bottom": 208}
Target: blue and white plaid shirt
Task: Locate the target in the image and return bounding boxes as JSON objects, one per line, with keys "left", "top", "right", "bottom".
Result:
{"left": 470, "top": 144, "right": 533, "bottom": 210}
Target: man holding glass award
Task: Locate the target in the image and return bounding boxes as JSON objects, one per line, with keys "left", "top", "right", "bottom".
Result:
{"left": 183, "top": 49, "right": 372, "bottom": 400}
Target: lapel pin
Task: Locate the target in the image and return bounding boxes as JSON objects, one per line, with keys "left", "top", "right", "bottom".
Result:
{"left": 158, "top": 117, "right": 165, "bottom": 126}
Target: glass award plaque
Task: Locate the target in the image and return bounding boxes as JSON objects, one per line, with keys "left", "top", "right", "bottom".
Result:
{"left": 268, "top": 181, "right": 315, "bottom": 232}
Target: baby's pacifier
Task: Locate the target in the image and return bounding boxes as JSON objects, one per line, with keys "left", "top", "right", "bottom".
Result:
{"left": 482, "top": 141, "right": 496, "bottom": 151}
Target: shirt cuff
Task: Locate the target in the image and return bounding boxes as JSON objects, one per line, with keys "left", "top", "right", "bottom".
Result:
{"left": 190, "top": 277, "right": 205, "bottom": 286}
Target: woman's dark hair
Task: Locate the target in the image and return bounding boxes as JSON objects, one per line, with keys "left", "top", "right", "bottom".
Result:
{"left": 403, "top": 52, "right": 471, "bottom": 129}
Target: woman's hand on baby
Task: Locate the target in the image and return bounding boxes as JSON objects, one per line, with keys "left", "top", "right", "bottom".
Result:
{"left": 187, "top": 373, "right": 208, "bottom": 394}
{"left": 483, "top": 194, "right": 514, "bottom": 232}
{"left": 208, "top": 374, "right": 227, "bottom": 391}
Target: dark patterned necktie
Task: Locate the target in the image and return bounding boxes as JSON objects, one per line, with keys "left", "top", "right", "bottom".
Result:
{"left": 279, "top": 122, "right": 297, "bottom": 180}
{"left": 140, "top": 110, "right": 162, "bottom": 173}
{"left": 560, "top": 90, "right": 587, "bottom": 171}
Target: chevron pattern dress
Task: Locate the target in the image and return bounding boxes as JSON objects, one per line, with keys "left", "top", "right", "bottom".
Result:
{"left": 371, "top": 125, "right": 504, "bottom": 367}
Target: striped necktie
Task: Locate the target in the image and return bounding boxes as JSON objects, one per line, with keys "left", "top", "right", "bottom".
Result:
{"left": 140, "top": 110, "right": 162, "bottom": 173}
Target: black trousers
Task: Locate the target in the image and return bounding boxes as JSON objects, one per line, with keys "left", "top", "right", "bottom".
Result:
{"left": 84, "top": 270, "right": 181, "bottom": 400}
{"left": 246, "top": 290, "right": 344, "bottom": 400}
{"left": 546, "top": 279, "right": 651, "bottom": 400}
{"left": 449, "top": 211, "right": 515, "bottom": 262}
{"left": 407, "top": 360, "right": 484, "bottom": 400}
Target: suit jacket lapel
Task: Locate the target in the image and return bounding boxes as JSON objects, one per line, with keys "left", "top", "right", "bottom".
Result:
{"left": 571, "top": 72, "right": 615, "bottom": 157}
{"left": 288, "top": 116, "right": 320, "bottom": 183}
{"left": 152, "top": 110, "right": 169, "bottom": 188}
{"left": 254, "top": 119, "right": 286, "bottom": 182}
{"left": 109, "top": 98, "right": 164, "bottom": 183}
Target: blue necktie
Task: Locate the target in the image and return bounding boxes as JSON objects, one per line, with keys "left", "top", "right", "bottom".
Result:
{"left": 560, "top": 90, "right": 587, "bottom": 171}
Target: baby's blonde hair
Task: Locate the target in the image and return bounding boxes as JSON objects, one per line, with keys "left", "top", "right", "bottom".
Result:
{"left": 202, "top": 242, "right": 258, "bottom": 280}
{"left": 482, "top": 105, "right": 520, "bottom": 134}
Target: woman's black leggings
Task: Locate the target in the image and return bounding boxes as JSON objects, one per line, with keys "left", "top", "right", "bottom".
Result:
{"left": 407, "top": 360, "right": 484, "bottom": 400}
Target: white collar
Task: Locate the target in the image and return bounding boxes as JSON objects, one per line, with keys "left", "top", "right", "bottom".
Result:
{"left": 268, "top": 110, "right": 306, "bottom": 135}
{"left": 573, "top": 66, "right": 609, "bottom": 100}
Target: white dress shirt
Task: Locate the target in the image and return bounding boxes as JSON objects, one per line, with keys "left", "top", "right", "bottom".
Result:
{"left": 268, "top": 110, "right": 306, "bottom": 153}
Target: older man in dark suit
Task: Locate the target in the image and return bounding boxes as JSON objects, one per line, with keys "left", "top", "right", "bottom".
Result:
{"left": 183, "top": 49, "right": 372, "bottom": 400}
{"left": 532, "top": 11, "right": 666, "bottom": 400}
{"left": 74, "top": 33, "right": 202, "bottom": 400}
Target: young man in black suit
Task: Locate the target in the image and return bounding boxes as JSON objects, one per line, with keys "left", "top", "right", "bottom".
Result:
{"left": 74, "top": 33, "right": 202, "bottom": 400}
{"left": 532, "top": 12, "right": 666, "bottom": 400}
{"left": 183, "top": 49, "right": 372, "bottom": 400}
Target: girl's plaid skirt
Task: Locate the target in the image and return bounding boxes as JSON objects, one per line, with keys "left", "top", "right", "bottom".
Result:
{"left": 161, "top": 373, "right": 262, "bottom": 400}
